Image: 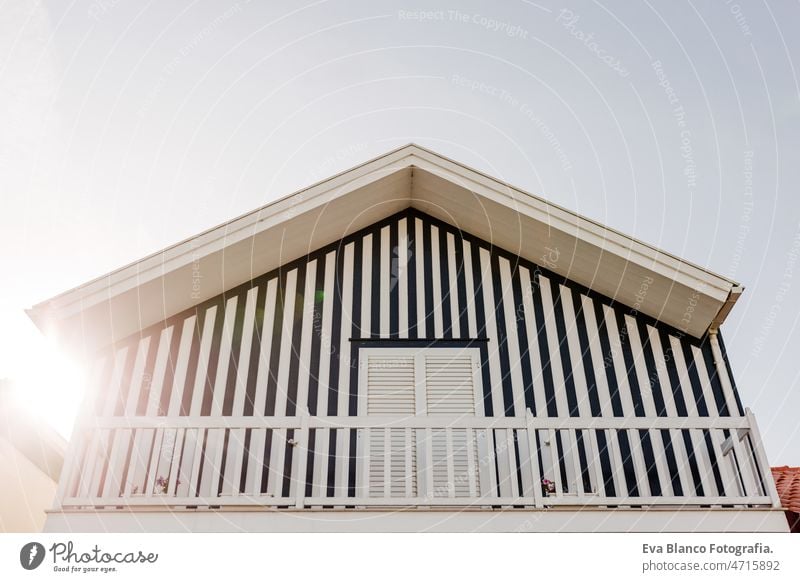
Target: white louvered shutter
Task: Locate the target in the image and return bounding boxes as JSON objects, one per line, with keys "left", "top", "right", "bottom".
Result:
{"left": 360, "top": 348, "right": 483, "bottom": 500}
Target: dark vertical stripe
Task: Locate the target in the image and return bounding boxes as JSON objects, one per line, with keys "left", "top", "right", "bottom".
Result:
{"left": 616, "top": 430, "right": 640, "bottom": 496}
{"left": 304, "top": 429, "right": 316, "bottom": 497}
{"left": 681, "top": 341, "right": 709, "bottom": 416}
{"left": 422, "top": 223, "right": 435, "bottom": 337}
{"left": 703, "top": 429, "right": 725, "bottom": 496}
{"left": 550, "top": 279, "right": 579, "bottom": 417}
{"left": 349, "top": 240, "right": 363, "bottom": 416}
{"left": 285, "top": 266, "right": 307, "bottom": 417}
{"left": 406, "top": 214, "right": 418, "bottom": 339}
{"left": 200, "top": 299, "right": 226, "bottom": 416}
{"left": 490, "top": 253, "right": 514, "bottom": 415}
{"left": 660, "top": 429, "right": 683, "bottom": 496}
{"left": 571, "top": 289, "right": 601, "bottom": 417}
{"left": 596, "top": 430, "right": 616, "bottom": 496}
{"left": 700, "top": 337, "right": 729, "bottom": 416}
{"left": 264, "top": 274, "right": 287, "bottom": 417}
{"left": 327, "top": 249, "right": 345, "bottom": 416}
{"left": 326, "top": 429, "right": 337, "bottom": 497}
{"left": 639, "top": 430, "right": 662, "bottom": 496}
{"left": 307, "top": 260, "right": 326, "bottom": 416}
{"left": 389, "top": 221, "right": 399, "bottom": 337}
{"left": 243, "top": 283, "right": 268, "bottom": 416}
{"left": 438, "top": 226, "right": 453, "bottom": 339}
{"left": 614, "top": 310, "right": 645, "bottom": 417}
{"left": 659, "top": 329, "right": 688, "bottom": 416}
{"left": 453, "top": 229, "right": 469, "bottom": 338}
{"left": 636, "top": 320, "right": 667, "bottom": 417}
{"left": 511, "top": 264, "right": 535, "bottom": 413}
{"left": 554, "top": 431, "right": 569, "bottom": 492}
{"left": 260, "top": 429, "right": 273, "bottom": 494}
{"left": 594, "top": 300, "right": 624, "bottom": 417}
{"left": 217, "top": 429, "right": 230, "bottom": 495}
{"left": 348, "top": 428, "right": 357, "bottom": 497}
{"left": 531, "top": 269, "right": 558, "bottom": 417}
{"left": 222, "top": 290, "right": 249, "bottom": 416}
{"left": 681, "top": 430, "right": 704, "bottom": 496}
{"left": 717, "top": 333, "right": 745, "bottom": 415}
{"left": 370, "top": 231, "right": 381, "bottom": 338}
{"left": 282, "top": 429, "right": 295, "bottom": 497}
{"left": 239, "top": 429, "right": 251, "bottom": 493}
{"left": 575, "top": 430, "right": 592, "bottom": 493}
{"left": 470, "top": 241, "right": 493, "bottom": 416}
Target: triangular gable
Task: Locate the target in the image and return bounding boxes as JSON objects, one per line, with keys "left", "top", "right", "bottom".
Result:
{"left": 28, "top": 144, "right": 741, "bottom": 354}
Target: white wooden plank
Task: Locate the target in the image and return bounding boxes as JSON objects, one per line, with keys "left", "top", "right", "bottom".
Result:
{"left": 210, "top": 296, "right": 239, "bottom": 416}
{"left": 709, "top": 333, "right": 741, "bottom": 416}
{"left": 730, "top": 430, "right": 757, "bottom": 497}
{"left": 337, "top": 243, "right": 355, "bottom": 419}
{"left": 361, "top": 235, "right": 372, "bottom": 339}
{"left": 580, "top": 296, "right": 614, "bottom": 418}
{"left": 187, "top": 428, "right": 206, "bottom": 499}
{"left": 102, "top": 346, "right": 130, "bottom": 417}
{"left": 231, "top": 286, "right": 259, "bottom": 417}
{"left": 711, "top": 430, "right": 738, "bottom": 498}
{"left": 689, "top": 429, "right": 714, "bottom": 497}
{"left": 462, "top": 239, "right": 478, "bottom": 338}
{"left": 646, "top": 326, "right": 679, "bottom": 417}
{"left": 625, "top": 315, "right": 658, "bottom": 417}
{"left": 167, "top": 428, "right": 185, "bottom": 496}
{"left": 252, "top": 279, "right": 278, "bottom": 417}
{"left": 383, "top": 427, "right": 391, "bottom": 498}
{"left": 466, "top": 427, "right": 478, "bottom": 498}
{"left": 123, "top": 336, "right": 152, "bottom": 416}
{"left": 608, "top": 429, "right": 626, "bottom": 498}
{"left": 189, "top": 305, "right": 218, "bottom": 416}
{"left": 167, "top": 316, "right": 198, "bottom": 416}
{"left": 670, "top": 335, "right": 699, "bottom": 416}
{"left": 358, "top": 429, "right": 370, "bottom": 498}
{"left": 223, "top": 428, "right": 246, "bottom": 497}
{"left": 587, "top": 429, "right": 604, "bottom": 495}
{"left": 602, "top": 305, "right": 635, "bottom": 417}
{"left": 479, "top": 248, "right": 505, "bottom": 416}
{"left": 415, "top": 218, "right": 427, "bottom": 337}
{"left": 692, "top": 345, "right": 719, "bottom": 416}
{"left": 446, "top": 231, "right": 460, "bottom": 338}
{"left": 405, "top": 427, "right": 414, "bottom": 497}
{"left": 124, "top": 428, "right": 152, "bottom": 496}
{"left": 399, "top": 217, "right": 409, "bottom": 338}
{"left": 273, "top": 269, "right": 298, "bottom": 418}
{"left": 520, "top": 267, "right": 548, "bottom": 417}
{"left": 245, "top": 429, "right": 266, "bottom": 496}
{"left": 539, "top": 276, "right": 569, "bottom": 417}
{"left": 176, "top": 428, "right": 199, "bottom": 498}
{"left": 145, "top": 326, "right": 174, "bottom": 416}
{"left": 560, "top": 286, "right": 591, "bottom": 418}
{"left": 143, "top": 428, "right": 164, "bottom": 497}
{"left": 445, "top": 428, "right": 456, "bottom": 498}
{"left": 380, "top": 226, "right": 391, "bottom": 336}
{"left": 267, "top": 428, "right": 286, "bottom": 498}
{"left": 101, "top": 429, "right": 131, "bottom": 498}
{"left": 334, "top": 427, "right": 348, "bottom": 499}
{"left": 430, "top": 225, "right": 444, "bottom": 337}
{"left": 628, "top": 429, "right": 651, "bottom": 497}
{"left": 671, "top": 428, "right": 694, "bottom": 497}
{"left": 505, "top": 428, "right": 520, "bottom": 498}
{"left": 499, "top": 257, "right": 526, "bottom": 416}
{"left": 311, "top": 428, "right": 329, "bottom": 499}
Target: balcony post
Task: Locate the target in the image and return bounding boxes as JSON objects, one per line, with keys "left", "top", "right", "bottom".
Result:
{"left": 745, "top": 408, "right": 782, "bottom": 508}
{"left": 294, "top": 408, "right": 310, "bottom": 509}
{"left": 525, "top": 409, "right": 544, "bottom": 508}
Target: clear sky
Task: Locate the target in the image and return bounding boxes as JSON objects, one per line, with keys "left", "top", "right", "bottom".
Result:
{"left": 1, "top": 0, "right": 798, "bottom": 464}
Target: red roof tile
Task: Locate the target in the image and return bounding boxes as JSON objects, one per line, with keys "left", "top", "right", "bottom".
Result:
{"left": 772, "top": 466, "right": 800, "bottom": 513}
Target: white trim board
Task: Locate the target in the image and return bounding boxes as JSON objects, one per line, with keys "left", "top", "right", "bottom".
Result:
{"left": 28, "top": 144, "right": 741, "bottom": 353}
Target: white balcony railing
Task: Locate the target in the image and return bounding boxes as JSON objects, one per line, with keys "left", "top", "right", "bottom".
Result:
{"left": 55, "top": 409, "right": 780, "bottom": 510}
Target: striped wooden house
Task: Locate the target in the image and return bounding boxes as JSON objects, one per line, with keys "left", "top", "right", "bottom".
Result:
{"left": 30, "top": 145, "right": 787, "bottom": 532}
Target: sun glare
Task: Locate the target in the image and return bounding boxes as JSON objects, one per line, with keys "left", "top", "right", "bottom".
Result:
{"left": 7, "top": 334, "right": 86, "bottom": 440}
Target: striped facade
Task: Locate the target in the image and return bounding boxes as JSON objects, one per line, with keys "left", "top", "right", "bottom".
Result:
{"left": 78, "top": 208, "right": 762, "bottom": 505}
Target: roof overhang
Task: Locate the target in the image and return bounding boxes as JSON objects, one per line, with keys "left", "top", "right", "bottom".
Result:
{"left": 28, "top": 144, "right": 742, "bottom": 354}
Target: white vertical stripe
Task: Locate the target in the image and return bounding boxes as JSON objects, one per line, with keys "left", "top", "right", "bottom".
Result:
{"left": 520, "top": 267, "right": 547, "bottom": 417}
{"left": 267, "top": 429, "right": 285, "bottom": 498}
{"left": 580, "top": 296, "right": 614, "bottom": 418}
{"left": 602, "top": 305, "right": 635, "bottom": 417}
{"left": 479, "top": 248, "right": 505, "bottom": 417}
{"left": 361, "top": 235, "right": 372, "bottom": 338}
{"left": 430, "top": 225, "right": 444, "bottom": 337}
{"left": 646, "top": 326, "right": 679, "bottom": 417}
{"left": 671, "top": 428, "right": 694, "bottom": 497}
{"left": 246, "top": 429, "right": 266, "bottom": 496}
{"left": 167, "top": 316, "right": 197, "bottom": 416}
{"left": 539, "top": 276, "right": 569, "bottom": 417}
{"left": 692, "top": 345, "right": 718, "bottom": 415}
{"left": 709, "top": 334, "right": 740, "bottom": 416}
{"left": 335, "top": 243, "right": 356, "bottom": 497}
{"left": 689, "top": 429, "right": 714, "bottom": 496}
{"left": 670, "top": 335, "right": 698, "bottom": 416}
{"left": 145, "top": 326, "right": 174, "bottom": 416}
{"left": 380, "top": 226, "right": 390, "bottom": 336}
{"left": 253, "top": 279, "right": 277, "bottom": 417}
{"left": 559, "top": 285, "right": 591, "bottom": 418}
{"left": 624, "top": 315, "right": 657, "bottom": 417}
{"left": 498, "top": 257, "right": 525, "bottom": 416}
{"left": 273, "top": 269, "right": 298, "bottom": 417}
{"left": 295, "top": 261, "right": 317, "bottom": 416}
{"left": 189, "top": 305, "right": 218, "bottom": 416}
{"left": 231, "top": 286, "right": 259, "bottom": 417}
{"left": 415, "top": 218, "right": 426, "bottom": 337}
{"left": 102, "top": 346, "right": 130, "bottom": 417}
{"left": 312, "top": 428, "right": 330, "bottom": 499}
{"left": 123, "top": 336, "right": 152, "bottom": 416}
{"left": 398, "top": 217, "right": 409, "bottom": 338}
{"left": 463, "top": 240, "right": 478, "bottom": 338}
{"left": 316, "top": 252, "right": 336, "bottom": 418}
{"left": 446, "top": 232, "right": 460, "bottom": 337}
{"left": 210, "top": 295, "right": 239, "bottom": 417}
{"left": 628, "top": 430, "right": 651, "bottom": 497}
